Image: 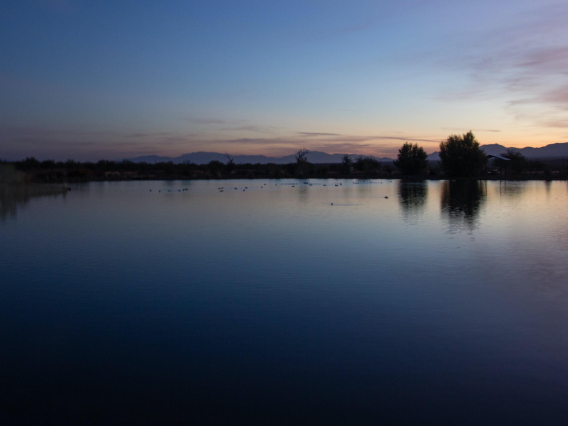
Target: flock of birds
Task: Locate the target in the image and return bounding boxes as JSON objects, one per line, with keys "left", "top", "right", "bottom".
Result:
{"left": 150, "top": 181, "right": 393, "bottom": 205}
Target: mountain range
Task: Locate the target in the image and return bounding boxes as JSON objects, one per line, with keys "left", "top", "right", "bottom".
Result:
{"left": 129, "top": 143, "right": 568, "bottom": 165}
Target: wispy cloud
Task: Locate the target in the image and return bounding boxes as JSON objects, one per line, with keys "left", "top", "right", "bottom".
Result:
{"left": 371, "top": 135, "right": 440, "bottom": 143}
{"left": 544, "top": 118, "right": 568, "bottom": 129}
{"left": 297, "top": 132, "right": 341, "bottom": 137}
{"left": 222, "top": 137, "right": 288, "bottom": 145}
{"left": 127, "top": 132, "right": 175, "bottom": 138}
{"left": 442, "top": 128, "right": 501, "bottom": 133}
{"left": 308, "top": 142, "right": 372, "bottom": 152}
{"left": 222, "top": 125, "right": 279, "bottom": 133}
{"left": 440, "top": 3, "right": 568, "bottom": 128}
{"left": 0, "top": 124, "right": 441, "bottom": 160}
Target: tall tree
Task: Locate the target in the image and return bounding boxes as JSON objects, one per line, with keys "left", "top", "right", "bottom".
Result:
{"left": 439, "top": 131, "right": 486, "bottom": 177}
{"left": 393, "top": 142, "right": 428, "bottom": 175}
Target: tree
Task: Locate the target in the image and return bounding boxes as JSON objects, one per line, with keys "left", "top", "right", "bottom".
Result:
{"left": 501, "top": 148, "right": 526, "bottom": 175}
{"left": 225, "top": 153, "right": 235, "bottom": 174}
{"left": 295, "top": 148, "right": 309, "bottom": 164}
{"left": 393, "top": 142, "right": 428, "bottom": 175}
{"left": 354, "top": 156, "right": 381, "bottom": 173}
{"left": 341, "top": 154, "right": 352, "bottom": 174}
{"left": 439, "top": 131, "right": 486, "bottom": 177}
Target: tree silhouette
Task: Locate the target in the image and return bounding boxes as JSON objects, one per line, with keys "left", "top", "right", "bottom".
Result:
{"left": 499, "top": 149, "right": 526, "bottom": 175}
{"left": 295, "top": 148, "right": 309, "bottom": 164}
{"left": 439, "top": 131, "right": 486, "bottom": 177}
{"left": 342, "top": 154, "right": 352, "bottom": 173}
{"left": 225, "top": 153, "right": 235, "bottom": 174}
{"left": 354, "top": 156, "right": 381, "bottom": 173}
{"left": 393, "top": 142, "right": 428, "bottom": 175}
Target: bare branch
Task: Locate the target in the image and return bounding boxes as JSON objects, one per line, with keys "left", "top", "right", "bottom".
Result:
{"left": 295, "top": 148, "right": 309, "bottom": 164}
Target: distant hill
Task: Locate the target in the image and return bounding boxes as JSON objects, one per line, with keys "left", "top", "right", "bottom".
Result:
{"left": 427, "top": 142, "right": 568, "bottom": 162}
{"left": 128, "top": 151, "right": 394, "bottom": 165}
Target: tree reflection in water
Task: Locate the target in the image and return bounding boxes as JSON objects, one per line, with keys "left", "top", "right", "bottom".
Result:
{"left": 0, "top": 184, "right": 67, "bottom": 221}
{"left": 398, "top": 181, "right": 428, "bottom": 222}
{"left": 497, "top": 181, "right": 526, "bottom": 198}
{"left": 441, "top": 180, "right": 486, "bottom": 231}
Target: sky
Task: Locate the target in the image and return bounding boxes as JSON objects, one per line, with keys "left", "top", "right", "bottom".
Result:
{"left": 1, "top": 0, "right": 567, "bottom": 161}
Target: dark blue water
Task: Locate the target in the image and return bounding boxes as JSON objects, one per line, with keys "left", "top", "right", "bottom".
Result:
{"left": 1, "top": 180, "right": 568, "bottom": 425}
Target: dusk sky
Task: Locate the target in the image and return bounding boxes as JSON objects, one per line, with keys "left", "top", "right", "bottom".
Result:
{"left": 1, "top": 0, "right": 567, "bottom": 161}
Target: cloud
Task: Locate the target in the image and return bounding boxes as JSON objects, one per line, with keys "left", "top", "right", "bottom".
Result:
{"left": 371, "top": 135, "right": 440, "bottom": 143}
{"left": 0, "top": 124, "right": 441, "bottom": 160}
{"left": 296, "top": 132, "right": 342, "bottom": 137}
{"left": 0, "top": 127, "right": 116, "bottom": 138}
{"left": 127, "top": 132, "right": 175, "bottom": 138}
{"left": 222, "top": 138, "right": 289, "bottom": 145}
{"left": 222, "top": 125, "right": 279, "bottom": 133}
{"left": 440, "top": 3, "right": 568, "bottom": 128}
{"left": 442, "top": 128, "right": 501, "bottom": 133}
{"left": 541, "top": 84, "right": 568, "bottom": 111}
{"left": 543, "top": 119, "right": 568, "bottom": 129}
{"left": 307, "top": 142, "right": 372, "bottom": 152}
{"left": 315, "top": 135, "right": 439, "bottom": 144}
{"left": 0, "top": 125, "right": 208, "bottom": 160}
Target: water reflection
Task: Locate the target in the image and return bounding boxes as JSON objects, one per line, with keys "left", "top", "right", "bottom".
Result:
{"left": 0, "top": 184, "right": 68, "bottom": 221}
{"left": 398, "top": 181, "right": 428, "bottom": 221}
{"left": 441, "top": 180, "right": 486, "bottom": 230}
{"left": 496, "top": 181, "right": 526, "bottom": 198}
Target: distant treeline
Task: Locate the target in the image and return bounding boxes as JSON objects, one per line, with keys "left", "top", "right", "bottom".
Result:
{"left": 3, "top": 156, "right": 397, "bottom": 183}
{"left": 2, "top": 148, "right": 567, "bottom": 183}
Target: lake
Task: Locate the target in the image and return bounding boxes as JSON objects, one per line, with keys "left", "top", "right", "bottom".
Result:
{"left": 1, "top": 179, "right": 568, "bottom": 425}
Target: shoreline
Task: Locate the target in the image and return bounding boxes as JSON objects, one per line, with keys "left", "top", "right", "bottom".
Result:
{"left": 54, "top": 175, "right": 568, "bottom": 183}
{"left": 7, "top": 157, "right": 567, "bottom": 183}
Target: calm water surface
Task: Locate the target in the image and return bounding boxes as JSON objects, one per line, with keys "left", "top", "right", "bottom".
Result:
{"left": 1, "top": 179, "right": 568, "bottom": 425}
